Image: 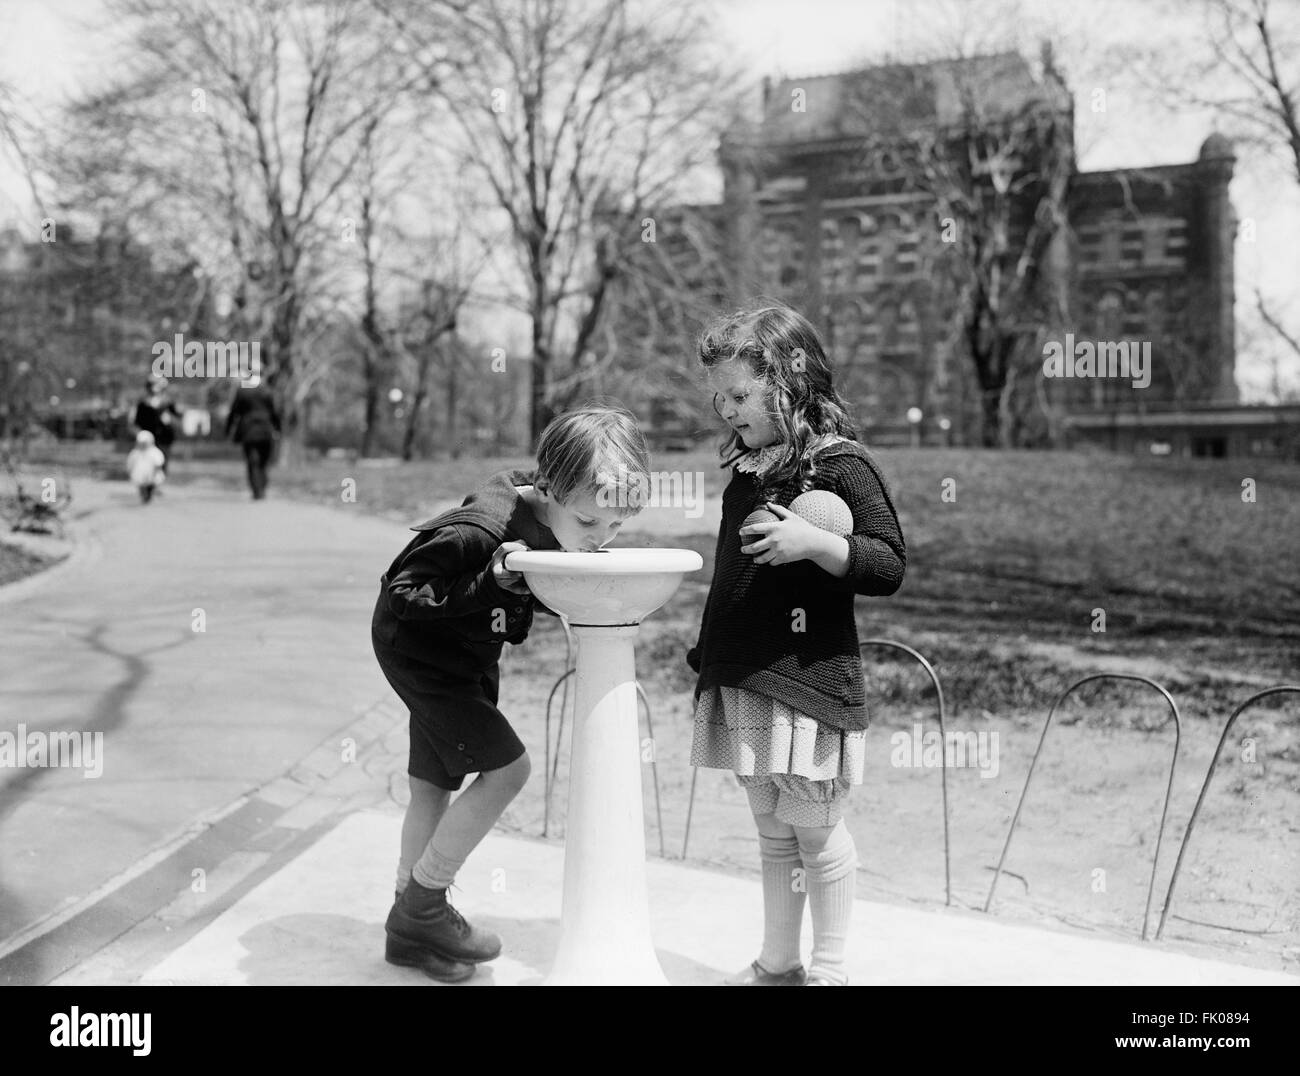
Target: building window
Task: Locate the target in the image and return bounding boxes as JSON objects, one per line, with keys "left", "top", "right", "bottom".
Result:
{"left": 1097, "top": 290, "right": 1123, "bottom": 340}
{"left": 1120, "top": 224, "right": 1145, "bottom": 267}
{"left": 1077, "top": 225, "right": 1103, "bottom": 266}
{"left": 897, "top": 299, "right": 920, "bottom": 350}
{"left": 1164, "top": 220, "right": 1187, "bottom": 263}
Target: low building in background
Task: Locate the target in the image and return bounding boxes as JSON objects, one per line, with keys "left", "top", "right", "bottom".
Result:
{"left": 1063, "top": 402, "right": 1300, "bottom": 460}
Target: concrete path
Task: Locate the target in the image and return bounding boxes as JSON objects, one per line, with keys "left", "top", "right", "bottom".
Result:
{"left": 0, "top": 475, "right": 400, "bottom": 981}
{"left": 52, "top": 807, "right": 1298, "bottom": 986}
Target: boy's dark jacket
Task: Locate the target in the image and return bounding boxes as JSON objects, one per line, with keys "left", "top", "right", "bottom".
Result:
{"left": 371, "top": 470, "right": 560, "bottom": 679}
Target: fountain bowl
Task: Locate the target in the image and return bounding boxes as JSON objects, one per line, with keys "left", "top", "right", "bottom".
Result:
{"left": 505, "top": 548, "right": 703, "bottom": 626}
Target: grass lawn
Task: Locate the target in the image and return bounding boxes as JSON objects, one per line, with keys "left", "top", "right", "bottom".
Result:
{"left": 164, "top": 442, "right": 1300, "bottom": 680}
{"left": 0, "top": 540, "right": 53, "bottom": 588}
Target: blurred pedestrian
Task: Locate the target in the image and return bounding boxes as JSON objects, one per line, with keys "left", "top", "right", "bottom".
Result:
{"left": 133, "top": 377, "right": 182, "bottom": 473}
{"left": 225, "top": 381, "right": 281, "bottom": 499}
{"left": 125, "top": 430, "right": 166, "bottom": 504}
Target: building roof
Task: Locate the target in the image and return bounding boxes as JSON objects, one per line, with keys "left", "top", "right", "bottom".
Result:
{"left": 756, "top": 51, "right": 1066, "bottom": 146}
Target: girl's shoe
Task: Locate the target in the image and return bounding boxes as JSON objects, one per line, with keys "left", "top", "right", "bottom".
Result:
{"left": 805, "top": 974, "right": 846, "bottom": 986}
{"left": 385, "top": 879, "right": 503, "bottom": 963}
{"left": 724, "top": 960, "right": 807, "bottom": 986}
{"left": 384, "top": 934, "right": 476, "bottom": 983}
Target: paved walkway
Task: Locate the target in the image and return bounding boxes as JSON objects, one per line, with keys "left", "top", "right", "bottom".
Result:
{"left": 0, "top": 475, "right": 399, "bottom": 981}
{"left": 52, "top": 807, "right": 1298, "bottom": 986}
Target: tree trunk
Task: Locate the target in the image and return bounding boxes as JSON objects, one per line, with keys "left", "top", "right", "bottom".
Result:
{"left": 402, "top": 343, "right": 435, "bottom": 462}
{"left": 268, "top": 267, "right": 300, "bottom": 465}
{"left": 530, "top": 310, "right": 552, "bottom": 444}
{"left": 400, "top": 394, "right": 420, "bottom": 461}
{"left": 528, "top": 242, "right": 554, "bottom": 443}
{"left": 978, "top": 388, "right": 1001, "bottom": 448}
{"left": 445, "top": 344, "right": 458, "bottom": 458}
{"left": 361, "top": 384, "right": 380, "bottom": 458}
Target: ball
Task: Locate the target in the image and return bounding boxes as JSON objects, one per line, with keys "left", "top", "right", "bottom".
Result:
{"left": 740, "top": 508, "right": 780, "bottom": 536}
{"left": 790, "top": 490, "right": 853, "bottom": 537}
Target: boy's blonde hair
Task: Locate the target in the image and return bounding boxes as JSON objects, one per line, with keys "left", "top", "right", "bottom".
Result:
{"left": 536, "top": 404, "right": 650, "bottom": 513}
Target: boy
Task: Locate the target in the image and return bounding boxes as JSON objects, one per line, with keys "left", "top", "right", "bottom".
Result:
{"left": 126, "top": 430, "right": 166, "bottom": 503}
{"left": 373, "top": 405, "right": 650, "bottom": 982}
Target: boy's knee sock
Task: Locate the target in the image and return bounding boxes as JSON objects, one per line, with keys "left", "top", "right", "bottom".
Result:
{"left": 757, "top": 831, "right": 805, "bottom": 973}
{"left": 411, "top": 843, "right": 466, "bottom": 892}
{"left": 797, "top": 822, "right": 857, "bottom": 985}
{"left": 397, "top": 789, "right": 450, "bottom": 896}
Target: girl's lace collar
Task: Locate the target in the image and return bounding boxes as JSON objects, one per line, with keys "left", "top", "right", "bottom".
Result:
{"left": 733, "top": 442, "right": 791, "bottom": 476}
{"left": 733, "top": 434, "right": 850, "bottom": 477}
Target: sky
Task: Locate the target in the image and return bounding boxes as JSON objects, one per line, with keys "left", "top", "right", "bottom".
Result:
{"left": 1, "top": 0, "right": 1297, "bottom": 398}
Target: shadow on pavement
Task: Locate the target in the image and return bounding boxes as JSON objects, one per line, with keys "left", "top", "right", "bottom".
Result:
{"left": 231, "top": 912, "right": 725, "bottom": 986}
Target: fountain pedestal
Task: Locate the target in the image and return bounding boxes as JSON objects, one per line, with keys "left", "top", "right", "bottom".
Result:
{"left": 505, "top": 548, "right": 702, "bottom": 986}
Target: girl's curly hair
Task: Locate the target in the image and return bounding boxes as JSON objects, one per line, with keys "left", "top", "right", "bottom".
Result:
{"left": 698, "top": 299, "right": 859, "bottom": 495}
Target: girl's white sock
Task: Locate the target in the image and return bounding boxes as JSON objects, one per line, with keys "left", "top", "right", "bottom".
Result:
{"left": 757, "top": 831, "right": 806, "bottom": 973}
{"left": 798, "top": 821, "right": 857, "bottom": 984}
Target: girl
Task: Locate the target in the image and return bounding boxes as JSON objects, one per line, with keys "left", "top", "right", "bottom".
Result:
{"left": 686, "top": 301, "right": 906, "bottom": 986}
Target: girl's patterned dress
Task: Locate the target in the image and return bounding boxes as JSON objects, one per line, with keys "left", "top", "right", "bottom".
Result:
{"left": 688, "top": 439, "right": 867, "bottom": 826}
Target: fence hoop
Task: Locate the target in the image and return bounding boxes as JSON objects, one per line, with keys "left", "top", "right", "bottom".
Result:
{"left": 983, "top": 672, "right": 1181, "bottom": 942}
{"left": 1156, "top": 685, "right": 1300, "bottom": 941}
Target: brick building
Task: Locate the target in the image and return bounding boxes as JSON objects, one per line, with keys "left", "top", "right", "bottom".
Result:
{"left": 619, "top": 51, "right": 1275, "bottom": 453}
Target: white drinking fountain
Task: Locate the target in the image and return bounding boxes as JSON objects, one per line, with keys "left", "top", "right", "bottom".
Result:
{"left": 505, "top": 547, "right": 703, "bottom": 986}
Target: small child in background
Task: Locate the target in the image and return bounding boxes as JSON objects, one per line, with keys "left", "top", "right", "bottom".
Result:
{"left": 126, "top": 430, "right": 166, "bottom": 503}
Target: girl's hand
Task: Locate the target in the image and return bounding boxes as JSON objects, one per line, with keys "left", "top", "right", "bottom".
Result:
{"left": 739, "top": 502, "right": 833, "bottom": 566}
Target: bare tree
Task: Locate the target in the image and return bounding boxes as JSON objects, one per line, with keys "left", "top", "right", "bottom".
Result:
{"left": 375, "top": 0, "right": 733, "bottom": 441}
{"left": 593, "top": 200, "right": 732, "bottom": 438}
{"left": 835, "top": 48, "right": 1074, "bottom": 447}
{"left": 1139, "top": 0, "right": 1299, "bottom": 183}
{"left": 0, "top": 79, "right": 46, "bottom": 219}
{"left": 393, "top": 279, "right": 478, "bottom": 460}
{"left": 1131, "top": 0, "right": 1300, "bottom": 367}
{"left": 349, "top": 110, "right": 493, "bottom": 457}
{"left": 57, "top": 0, "right": 426, "bottom": 455}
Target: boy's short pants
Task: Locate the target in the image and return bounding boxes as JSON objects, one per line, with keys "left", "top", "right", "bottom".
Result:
{"left": 377, "top": 658, "right": 526, "bottom": 791}
{"left": 737, "top": 773, "right": 852, "bottom": 827}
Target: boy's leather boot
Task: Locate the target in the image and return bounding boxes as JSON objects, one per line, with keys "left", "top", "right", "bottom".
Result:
{"left": 385, "top": 878, "right": 502, "bottom": 963}
{"left": 384, "top": 932, "right": 476, "bottom": 983}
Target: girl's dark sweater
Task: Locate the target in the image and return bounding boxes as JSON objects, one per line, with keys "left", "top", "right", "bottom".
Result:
{"left": 686, "top": 440, "right": 906, "bottom": 732}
